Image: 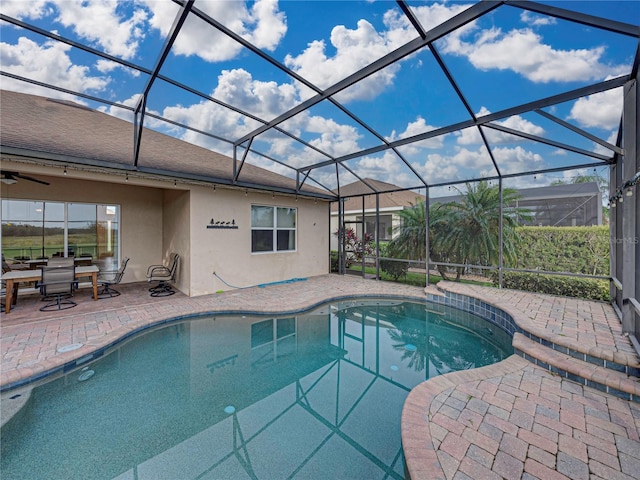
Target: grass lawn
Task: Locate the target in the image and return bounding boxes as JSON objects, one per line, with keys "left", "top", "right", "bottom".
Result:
{"left": 346, "top": 265, "right": 494, "bottom": 288}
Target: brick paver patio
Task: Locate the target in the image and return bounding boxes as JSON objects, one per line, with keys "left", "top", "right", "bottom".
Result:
{"left": 1, "top": 274, "right": 639, "bottom": 479}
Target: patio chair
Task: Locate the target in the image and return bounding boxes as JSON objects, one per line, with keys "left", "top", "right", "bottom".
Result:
{"left": 98, "top": 257, "right": 129, "bottom": 298}
{"left": 47, "top": 256, "right": 74, "bottom": 267}
{"left": 146, "top": 253, "right": 179, "bottom": 297}
{"left": 38, "top": 265, "right": 77, "bottom": 311}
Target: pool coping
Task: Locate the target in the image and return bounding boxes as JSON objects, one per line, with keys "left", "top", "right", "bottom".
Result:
{"left": 1, "top": 292, "right": 432, "bottom": 393}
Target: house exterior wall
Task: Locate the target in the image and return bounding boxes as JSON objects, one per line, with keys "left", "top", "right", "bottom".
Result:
{"left": 163, "top": 189, "right": 191, "bottom": 295}
{"left": 0, "top": 162, "right": 163, "bottom": 284}
{"left": 329, "top": 208, "right": 402, "bottom": 251}
{"left": 190, "top": 186, "right": 330, "bottom": 295}
{"left": 1, "top": 161, "right": 330, "bottom": 297}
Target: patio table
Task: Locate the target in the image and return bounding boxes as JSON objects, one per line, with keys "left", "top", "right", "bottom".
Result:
{"left": 1, "top": 265, "right": 99, "bottom": 314}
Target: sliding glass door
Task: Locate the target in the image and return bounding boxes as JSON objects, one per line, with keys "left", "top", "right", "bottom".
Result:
{"left": 1, "top": 199, "right": 119, "bottom": 268}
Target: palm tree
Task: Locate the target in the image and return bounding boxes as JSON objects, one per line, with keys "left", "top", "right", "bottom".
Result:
{"left": 440, "top": 180, "right": 529, "bottom": 267}
{"left": 390, "top": 180, "right": 531, "bottom": 281}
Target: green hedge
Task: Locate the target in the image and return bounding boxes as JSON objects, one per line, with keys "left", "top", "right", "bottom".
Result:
{"left": 492, "top": 271, "right": 609, "bottom": 302}
{"left": 380, "top": 258, "right": 409, "bottom": 280}
{"left": 515, "top": 226, "right": 609, "bottom": 276}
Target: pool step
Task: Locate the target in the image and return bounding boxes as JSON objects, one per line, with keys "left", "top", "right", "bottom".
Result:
{"left": 513, "top": 332, "right": 640, "bottom": 402}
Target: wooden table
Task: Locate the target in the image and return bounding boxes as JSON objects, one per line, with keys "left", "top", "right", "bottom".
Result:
{"left": 2, "top": 265, "right": 99, "bottom": 314}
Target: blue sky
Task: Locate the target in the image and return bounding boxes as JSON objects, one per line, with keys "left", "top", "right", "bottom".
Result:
{"left": 1, "top": 1, "right": 638, "bottom": 196}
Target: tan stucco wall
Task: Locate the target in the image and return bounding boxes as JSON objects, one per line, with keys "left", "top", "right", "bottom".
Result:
{"left": 189, "top": 186, "right": 329, "bottom": 295}
{"left": 0, "top": 162, "right": 163, "bottom": 283}
{"left": 2, "top": 160, "right": 330, "bottom": 297}
{"left": 162, "top": 189, "right": 191, "bottom": 295}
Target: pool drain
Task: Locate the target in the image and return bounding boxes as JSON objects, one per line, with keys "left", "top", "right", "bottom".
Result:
{"left": 78, "top": 367, "right": 95, "bottom": 382}
{"left": 224, "top": 406, "right": 236, "bottom": 414}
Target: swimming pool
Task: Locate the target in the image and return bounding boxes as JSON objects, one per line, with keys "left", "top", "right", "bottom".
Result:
{"left": 1, "top": 298, "right": 512, "bottom": 480}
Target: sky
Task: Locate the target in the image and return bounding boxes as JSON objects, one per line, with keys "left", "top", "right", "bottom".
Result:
{"left": 1, "top": 0, "right": 638, "bottom": 196}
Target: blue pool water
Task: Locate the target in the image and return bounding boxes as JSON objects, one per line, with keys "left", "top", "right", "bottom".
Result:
{"left": 1, "top": 298, "right": 513, "bottom": 480}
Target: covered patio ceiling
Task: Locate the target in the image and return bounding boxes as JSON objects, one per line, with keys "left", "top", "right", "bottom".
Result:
{"left": 1, "top": 1, "right": 638, "bottom": 199}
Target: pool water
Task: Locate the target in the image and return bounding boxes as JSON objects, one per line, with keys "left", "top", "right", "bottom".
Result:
{"left": 1, "top": 299, "right": 513, "bottom": 480}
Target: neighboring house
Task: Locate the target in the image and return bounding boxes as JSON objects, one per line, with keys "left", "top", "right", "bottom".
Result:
{"left": 430, "top": 182, "right": 603, "bottom": 227}
{"left": 0, "top": 90, "right": 332, "bottom": 296}
{"left": 330, "top": 179, "right": 602, "bottom": 250}
{"left": 330, "top": 179, "right": 426, "bottom": 250}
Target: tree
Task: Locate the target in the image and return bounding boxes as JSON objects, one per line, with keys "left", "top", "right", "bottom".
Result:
{"left": 389, "top": 180, "right": 531, "bottom": 281}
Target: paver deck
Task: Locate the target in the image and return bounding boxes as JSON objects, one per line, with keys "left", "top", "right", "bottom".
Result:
{"left": 2, "top": 274, "right": 639, "bottom": 479}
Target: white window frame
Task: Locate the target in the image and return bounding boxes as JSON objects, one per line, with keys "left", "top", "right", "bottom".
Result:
{"left": 250, "top": 205, "right": 297, "bottom": 254}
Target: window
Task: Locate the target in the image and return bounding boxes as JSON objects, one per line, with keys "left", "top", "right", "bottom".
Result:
{"left": 251, "top": 205, "right": 296, "bottom": 253}
{"left": 251, "top": 317, "right": 297, "bottom": 367}
{"left": 1, "top": 199, "right": 119, "bottom": 266}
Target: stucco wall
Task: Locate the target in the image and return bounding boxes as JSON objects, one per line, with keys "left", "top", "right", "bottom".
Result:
{"left": 0, "top": 163, "right": 163, "bottom": 283}
{"left": 162, "top": 189, "right": 191, "bottom": 295}
{"left": 1, "top": 161, "right": 330, "bottom": 297}
{"left": 189, "top": 186, "right": 330, "bottom": 296}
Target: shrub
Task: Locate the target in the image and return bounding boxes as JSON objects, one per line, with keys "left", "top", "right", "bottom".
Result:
{"left": 330, "top": 251, "right": 339, "bottom": 272}
{"left": 380, "top": 257, "right": 409, "bottom": 280}
{"left": 491, "top": 271, "right": 609, "bottom": 302}
{"left": 332, "top": 228, "right": 374, "bottom": 268}
{"left": 515, "top": 226, "right": 609, "bottom": 276}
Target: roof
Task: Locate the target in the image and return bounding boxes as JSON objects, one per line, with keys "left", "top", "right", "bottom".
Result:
{"left": 332, "top": 180, "right": 601, "bottom": 213}
{"left": 331, "top": 179, "right": 425, "bottom": 213}
{"left": 0, "top": 90, "right": 330, "bottom": 197}
{"left": 0, "top": 2, "right": 636, "bottom": 197}
{"left": 430, "top": 181, "right": 601, "bottom": 205}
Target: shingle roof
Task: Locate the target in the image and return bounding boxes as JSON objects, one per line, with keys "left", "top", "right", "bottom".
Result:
{"left": 0, "top": 90, "right": 330, "bottom": 197}
{"left": 331, "top": 179, "right": 425, "bottom": 212}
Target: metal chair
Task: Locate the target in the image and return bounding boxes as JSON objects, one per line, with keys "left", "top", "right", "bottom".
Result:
{"left": 38, "top": 265, "right": 77, "bottom": 311}
{"left": 47, "top": 256, "right": 74, "bottom": 267}
{"left": 98, "top": 257, "right": 129, "bottom": 298}
{"left": 146, "top": 253, "right": 179, "bottom": 297}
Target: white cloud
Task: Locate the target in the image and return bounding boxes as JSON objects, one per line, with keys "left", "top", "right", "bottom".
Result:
{"left": 411, "top": 146, "right": 497, "bottom": 184}
{"left": 592, "top": 131, "right": 619, "bottom": 156}
{"left": 140, "top": 68, "right": 300, "bottom": 153}
{"left": 0, "top": 0, "right": 52, "bottom": 19}
{"left": 243, "top": 0, "right": 287, "bottom": 51}
{"left": 214, "top": 69, "right": 298, "bottom": 120}
{"left": 95, "top": 59, "right": 141, "bottom": 77}
{"left": 142, "top": 0, "right": 286, "bottom": 63}
{"left": 520, "top": 11, "right": 557, "bottom": 27}
{"left": 354, "top": 151, "right": 416, "bottom": 187}
{"left": 443, "top": 27, "right": 628, "bottom": 83}
{"left": 457, "top": 107, "right": 545, "bottom": 145}
{"left": 487, "top": 146, "right": 545, "bottom": 175}
{"left": 568, "top": 87, "right": 623, "bottom": 130}
{"left": 3, "top": 0, "right": 148, "bottom": 60}
{"left": 0, "top": 37, "right": 109, "bottom": 96}
{"left": 285, "top": 20, "right": 400, "bottom": 102}
{"left": 387, "top": 117, "right": 446, "bottom": 155}
{"left": 97, "top": 93, "right": 140, "bottom": 122}
{"left": 284, "top": 2, "right": 471, "bottom": 103}
{"left": 52, "top": 0, "right": 148, "bottom": 60}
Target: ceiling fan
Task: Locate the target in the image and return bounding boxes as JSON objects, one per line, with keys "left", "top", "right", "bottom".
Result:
{"left": 0, "top": 170, "right": 50, "bottom": 185}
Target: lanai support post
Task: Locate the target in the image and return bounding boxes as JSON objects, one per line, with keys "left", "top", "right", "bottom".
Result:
{"left": 361, "top": 195, "right": 366, "bottom": 279}
{"left": 338, "top": 198, "right": 345, "bottom": 275}
{"left": 376, "top": 193, "right": 381, "bottom": 281}
{"left": 499, "top": 178, "right": 504, "bottom": 289}
{"left": 620, "top": 77, "right": 639, "bottom": 345}
{"left": 425, "top": 188, "right": 430, "bottom": 287}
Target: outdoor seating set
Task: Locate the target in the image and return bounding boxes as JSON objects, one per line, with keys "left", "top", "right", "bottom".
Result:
{"left": 1, "top": 253, "right": 180, "bottom": 313}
